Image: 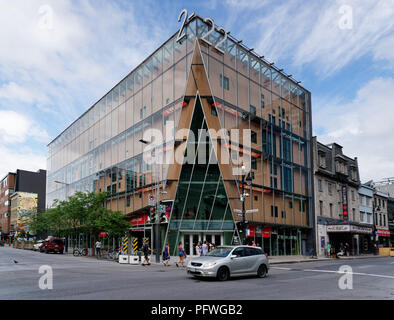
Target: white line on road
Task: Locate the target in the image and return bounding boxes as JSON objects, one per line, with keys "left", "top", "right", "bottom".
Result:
{"left": 271, "top": 267, "right": 292, "bottom": 270}
{"left": 303, "top": 269, "right": 394, "bottom": 279}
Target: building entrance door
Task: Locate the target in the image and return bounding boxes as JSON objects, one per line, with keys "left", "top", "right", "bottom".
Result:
{"left": 181, "top": 233, "right": 223, "bottom": 256}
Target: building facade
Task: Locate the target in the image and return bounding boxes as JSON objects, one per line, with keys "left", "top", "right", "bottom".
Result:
{"left": 0, "top": 169, "right": 46, "bottom": 240}
{"left": 373, "top": 190, "right": 390, "bottom": 247}
{"left": 0, "top": 173, "right": 16, "bottom": 238}
{"left": 388, "top": 197, "right": 394, "bottom": 247}
{"left": 358, "top": 184, "right": 375, "bottom": 253}
{"left": 46, "top": 14, "right": 314, "bottom": 256}
{"left": 313, "top": 138, "right": 368, "bottom": 257}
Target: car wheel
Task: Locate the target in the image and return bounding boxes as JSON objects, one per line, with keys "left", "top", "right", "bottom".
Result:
{"left": 73, "top": 250, "right": 79, "bottom": 257}
{"left": 257, "top": 264, "right": 267, "bottom": 278}
{"left": 217, "top": 267, "right": 230, "bottom": 281}
{"left": 45, "top": 249, "right": 49, "bottom": 254}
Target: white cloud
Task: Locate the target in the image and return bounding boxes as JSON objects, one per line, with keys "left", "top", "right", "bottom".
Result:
{"left": 234, "top": 0, "right": 394, "bottom": 75}
{"left": 0, "top": 110, "right": 49, "bottom": 143}
{"left": 314, "top": 77, "right": 394, "bottom": 181}
{"left": 0, "top": 145, "right": 46, "bottom": 179}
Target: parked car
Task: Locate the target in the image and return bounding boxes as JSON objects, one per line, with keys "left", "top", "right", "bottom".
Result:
{"left": 33, "top": 240, "right": 44, "bottom": 251}
{"left": 40, "top": 237, "right": 64, "bottom": 254}
{"left": 186, "top": 245, "right": 269, "bottom": 281}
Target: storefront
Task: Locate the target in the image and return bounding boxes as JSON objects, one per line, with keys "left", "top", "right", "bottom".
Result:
{"left": 246, "top": 224, "right": 305, "bottom": 256}
{"left": 326, "top": 224, "right": 373, "bottom": 255}
{"left": 377, "top": 228, "right": 391, "bottom": 247}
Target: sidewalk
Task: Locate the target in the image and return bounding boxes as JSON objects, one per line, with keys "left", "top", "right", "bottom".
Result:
{"left": 268, "top": 254, "right": 388, "bottom": 264}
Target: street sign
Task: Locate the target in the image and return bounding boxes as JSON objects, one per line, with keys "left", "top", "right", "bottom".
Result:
{"left": 148, "top": 194, "right": 155, "bottom": 206}
{"left": 234, "top": 209, "right": 242, "bottom": 213}
{"left": 246, "top": 209, "right": 259, "bottom": 213}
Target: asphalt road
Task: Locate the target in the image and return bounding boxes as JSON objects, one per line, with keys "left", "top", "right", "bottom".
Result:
{"left": 1, "top": 246, "right": 393, "bottom": 300}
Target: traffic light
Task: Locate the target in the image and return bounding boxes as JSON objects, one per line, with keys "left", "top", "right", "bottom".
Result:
{"left": 148, "top": 207, "right": 156, "bottom": 224}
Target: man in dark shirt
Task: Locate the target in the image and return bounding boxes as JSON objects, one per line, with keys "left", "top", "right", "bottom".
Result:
{"left": 142, "top": 239, "right": 151, "bottom": 266}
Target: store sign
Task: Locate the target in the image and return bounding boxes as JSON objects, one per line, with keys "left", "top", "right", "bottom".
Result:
{"left": 327, "top": 225, "right": 350, "bottom": 232}
{"left": 327, "top": 225, "right": 372, "bottom": 234}
{"left": 247, "top": 225, "right": 256, "bottom": 237}
{"left": 342, "top": 184, "right": 348, "bottom": 220}
{"left": 129, "top": 213, "right": 148, "bottom": 226}
{"left": 377, "top": 229, "right": 391, "bottom": 237}
{"left": 262, "top": 226, "right": 271, "bottom": 238}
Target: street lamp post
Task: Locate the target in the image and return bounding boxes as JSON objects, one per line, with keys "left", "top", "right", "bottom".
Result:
{"left": 140, "top": 139, "right": 161, "bottom": 263}
{"left": 240, "top": 165, "right": 253, "bottom": 245}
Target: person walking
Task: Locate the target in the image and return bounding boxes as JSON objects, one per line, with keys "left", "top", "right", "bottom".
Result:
{"left": 345, "top": 243, "right": 350, "bottom": 256}
{"left": 163, "top": 242, "right": 170, "bottom": 266}
{"left": 176, "top": 242, "right": 186, "bottom": 267}
{"left": 195, "top": 241, "right": 202, "bottom": 256}
{"left": 142, "top": 239, "right": 151, "bottom": 266}
{"left": 252, "top": 241, "right": 256, "bottom": 247}
{"left": 95, "top": 240, "right": 102, "bottom": 258}
{"left": 327, "top": 242, "right": 331, "bottom": 258}
{"left": 202, "top": 241, "right": 208, "bottom": 256}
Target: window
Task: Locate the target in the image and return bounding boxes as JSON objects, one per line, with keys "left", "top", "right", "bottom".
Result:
{"left": 270, "top": 164, "right": 277, "bottom": 175}
{"left": 261, "top": 94, "right": 265, "bottom": 108}
{"left": 250, "top": 105, "right": 257, "bottom": 116}
{"left": 351, "top": 190, "right": 355, "bottom": 201}
{"left": 379, "top": 214, "right": 382, "bottom": 226}
{"left": 289, "top": 201, "right": 293, "bottom": 209}
{"left": 269, "top": 114, "right": 276, "bottom": 125}
{"left": 270, "top": 177, "right": 277, "bottom": 189}
{"left": 211, "top": 106, "right": 217, "bottom": 116}
{"left": 251, "top": 131, "right": 257, "bottom": 144}
{"left": 282, "top": 167, "right": 293, "bottom": 192}
{"left": 352, "top": 208, "right": 355, "bottom": 221}
{"left": 112, "top": 184, "right": 117, "bottom": 194}
{"left": 318, "top": 179, "right": 322, "bottom": 192}
{"left": 107, "top": 186, "right": 111, "bottom": 193}
{"left": 251, "top": 157, "right": 257, "bottom": 170}
{"left": 281, "top": 211, "right": 286, "bottom": 218}
{"left": 140, "top": 106, "right": 146, "bottom": 119}
{"left": 126, "top": 196, "right": 130, "bottom": 207}
{"left": 220, "top": 74, "right": 229, "bottom": 90}
{"left": 384, "top": 215, "right": 386, "bottom": 226}
{"left": 330, "top": 203, "right": 333, "bottom": 217}
{"left": 271, "top": 206, "right": 278, "bottom": 217}
{"left": 232, "top": 247, "right": 245, "bottom": 257}
{"left": 328, "top": 183, "right": 332, "bottom": 195}
{"left": 254, "top": 195, "right": 258, "bottom": 201}
{"left": 111, "top": 173, "right": 116, "bottom": 183}
{"left": 118, "top": 171, "right": 122, "bottom": 180}
{"left": 139, "top": 174, "right": 146, "bottom": 187}
{"left": 319, "top": 200, "right": 323, "bottom": 215}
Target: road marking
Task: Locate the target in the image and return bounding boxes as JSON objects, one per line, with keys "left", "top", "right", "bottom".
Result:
{"left": 271, "top": 267, "right": 292, "bottom": 270}
{"left": 303, "top": 269, "right": 394, "bottom": 279}
{"left": 272, "top": 267, "right": 394, "bottom": 280}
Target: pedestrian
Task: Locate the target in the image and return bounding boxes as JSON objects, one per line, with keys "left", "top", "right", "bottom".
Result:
{"left": 195, "top": 241, "right": 202, "bottom": 256}
{"left": 176, "top": 242, "right": 186, "bottom": 267}
{"left": 327, "top": 242, "right": 331, "bottom": 257}
{"left": 142, "top": 239, "right": 151, "bottom": 266}
{"left": 345, "top": 243, "right": 350, "bottom": 256}
{"left": 252, "top": 241, "right": 256, "bottom": 247}
{"left": 95, "top": 239, "right": 102, "bottom": 258}
{"left": 256, "top": 243, "right": 261, "bottom": 248}
{"left": 209, "top": 242, "right": 214, "bottom": 252}
{"left": 163, "top": 242, "right": 170, "bottom": 266}
{"left": 202, "top": 241, "right": 208, "bottom": 256}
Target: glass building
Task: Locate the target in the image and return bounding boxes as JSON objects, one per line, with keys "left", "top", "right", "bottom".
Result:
{"left": 47, "top": 14, "right": 314, "bottom": 256}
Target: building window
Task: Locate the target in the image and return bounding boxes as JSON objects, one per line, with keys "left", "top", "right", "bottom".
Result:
{"left": 211, "top": 106, "right": 217, "bottom": 116}
{"left": 289, "top": 201, "right": 293, "bottom": 209}
{"left": 384, "top": 215, "right": 386, "bottom": 226}
{"left": 250, "top": 105, "right": 257, "bottom": 116}
{"left": 318, "top": 179, "right": 322, "bottom": 192}
{"left": 118, "top": 171, "right": 122, "bottom": 180}
{"left": 281, "top": 211, "right": 286, "bottom": 218}
{"left": 379, "top": 214, "right": 382, "bottom": 226}
{"left": 330, "top": 203, "right": 333, "bottom": 217}
{"left": 251, "top": 131, "right": 257, "bottom": 144}
{"left": 319, "top": 200, "right": 323, "bottom": 216}
{"left": 270, "top": 164, "right": 277, "bottom": 175}
{"left": 140, "top": 106, "right": 147, "bottom": 119}
{"left": 112, "top": 184, "right": 117, "bottom": 194}
{"left": 270, "top": 177, "right": 278, "bottom": 189}
{"left": 328, "top": 183, "right": 332, "bottom": 195}
{"left": 271, "top": 206, "right": 278, "bottom": 217}
{"left": 261, "top": 94, "right": 265, "bottom": 108}
{"left": 220, "top": 74, "right": 229, "bottom": 90}
{"left": 352, "top": 208, "right": 355, "bottom": 220}
{"left": 251, "top": 157, "right": 257, "bottom": 170}
{"left": 351, "top": 190, "right": 355, "bottom": 201}
{"left": 254, "top": 195, "right": 258, "bottom": 201}
{"left": 126, "top": 196, "right": 130, "bottom": 207}
{"left": 111, "top": 173, "right": 116, "bottom": 183}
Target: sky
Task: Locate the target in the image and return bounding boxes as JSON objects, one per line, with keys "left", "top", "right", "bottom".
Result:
{"left": 0, "top": 0, "right": 393, "bottom": 182}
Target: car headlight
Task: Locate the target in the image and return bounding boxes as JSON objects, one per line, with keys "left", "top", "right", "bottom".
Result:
{"left": 203, "top": 262, "right": 217, "bottom": 268}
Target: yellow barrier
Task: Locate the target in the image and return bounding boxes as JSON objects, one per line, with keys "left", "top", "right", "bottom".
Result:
{"left": 390, "top": 249, "right": 394, "bottom": 257}
{"left": 379, "top": 248, "right": 391, "bottom": 256}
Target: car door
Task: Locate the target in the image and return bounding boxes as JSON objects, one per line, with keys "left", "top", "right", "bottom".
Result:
{"left": 246, "top": 247, "right": 263, "bottom": 273}
{"left": 229, "top": 247, "right": 248, "bottom": 275}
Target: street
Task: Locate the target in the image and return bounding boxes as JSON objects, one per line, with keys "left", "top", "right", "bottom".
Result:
{"left": 1, "top": 246, "right": 393, "bottom": 300}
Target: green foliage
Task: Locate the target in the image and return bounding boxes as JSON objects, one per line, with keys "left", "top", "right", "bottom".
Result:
{"left": 27, "top": 192, "right": 129, "bottom": 237}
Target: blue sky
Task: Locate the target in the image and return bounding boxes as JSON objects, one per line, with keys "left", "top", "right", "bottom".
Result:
{"left": 0, "top": 0, "right": 394, "bottom": 181}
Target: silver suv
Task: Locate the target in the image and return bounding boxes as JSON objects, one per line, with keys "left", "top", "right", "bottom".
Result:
{"left": 186, "top": 245, "right": 269, "bottom": 281}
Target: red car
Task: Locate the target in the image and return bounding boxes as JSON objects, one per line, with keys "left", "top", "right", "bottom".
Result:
{"left": 40, "top": 237, "right": 64, "bottom": 254}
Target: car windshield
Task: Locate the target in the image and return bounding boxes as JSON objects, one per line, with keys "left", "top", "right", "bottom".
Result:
{"left": 52, "top": 240, "right": 63, "bottom": 245}
{"left": 206, "top": 247, "right": 232, "bottom": 257}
